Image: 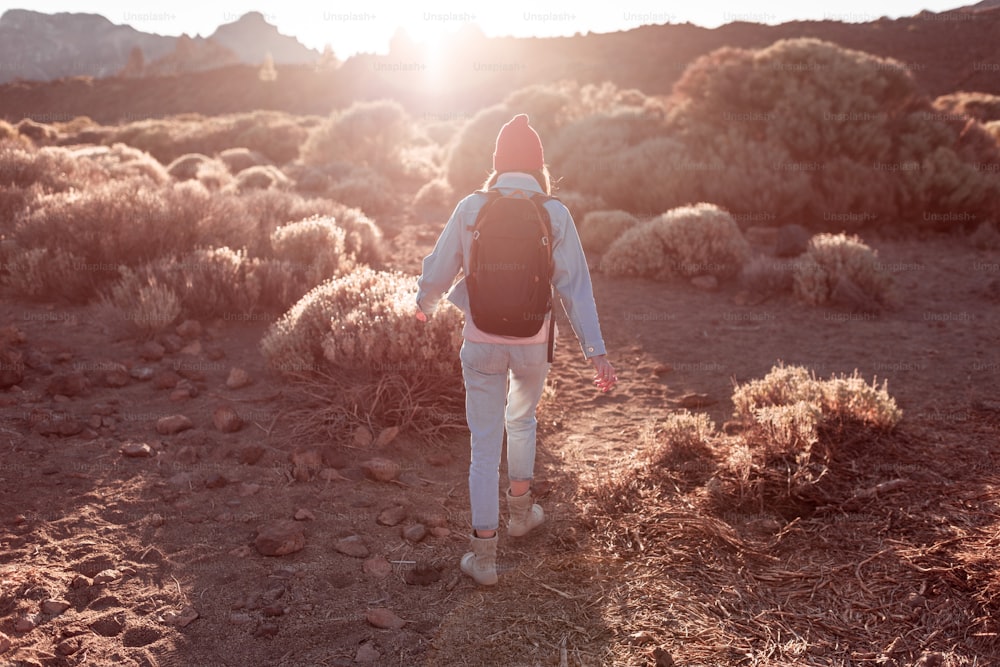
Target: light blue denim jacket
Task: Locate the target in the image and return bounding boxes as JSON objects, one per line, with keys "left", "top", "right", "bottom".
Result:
{"left": 416, "top": 172, "right": 607, "bottom": 359}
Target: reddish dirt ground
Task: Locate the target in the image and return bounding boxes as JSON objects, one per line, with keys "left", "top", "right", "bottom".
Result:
{"left": 1, "top": 227, "right": 998, "bottom": 666}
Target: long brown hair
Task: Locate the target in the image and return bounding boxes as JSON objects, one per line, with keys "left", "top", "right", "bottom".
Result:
{"left": 481, "top": 166, "right": 552, "bottom": 195}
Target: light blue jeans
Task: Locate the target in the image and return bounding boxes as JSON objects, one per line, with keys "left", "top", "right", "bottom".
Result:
{"left": 460, "top": 340, "right": 551, "bottom": 532}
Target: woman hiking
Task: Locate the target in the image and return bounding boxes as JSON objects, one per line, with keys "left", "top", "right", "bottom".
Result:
{"left": 415, "top": 113, "right": 617, "bottom": 585}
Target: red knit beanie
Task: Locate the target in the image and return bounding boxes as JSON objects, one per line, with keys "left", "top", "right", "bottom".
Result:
{"left": 492, "top": 113, "right": 544, "bottom": 172}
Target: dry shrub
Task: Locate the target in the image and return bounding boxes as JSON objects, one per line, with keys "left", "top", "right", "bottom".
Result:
{"left": 105, "top": 110, "right": 311, "bottom": 165}
{"left": 792, "top": 233, "right": 894, "bottom": 308}
{"left": 444, "top": 104, "right": 510, "bottom": 195}
{"left": 325, "top": 166, "right": 395, "bottom": 216}
{"left": 217, "top": 147, "right": 272, "bottom": 173}
{"left": 934, "top": 91, "right": 1000, "bottom": 123}
{"left": 261, "top": 266, "right": 462, "bottom": 379}
{"left": 2, "top": 247, "right": 93, "bottom": 301}
{"left": 16, "top": 119, "right": 58, "bottom": 144}
{"left": 602, "top": 202, "right": 750, "bottom": 280}
{"left": 301, "top": 100, "right": 412, "bottom": 173}
{"left": 652, "top": 38, "right": 1000, "bottom": 228}
{"left": 261, "top": 267, "right": 464, "bottom": 437}
{"left": 721, "top": 363, "right": 902, "bottom": 508}
{"left": 231, "top": 164, "right": 288, "bottom": 193}
{"left": 98, "top": 268, "right": 181, "bottom": 340}
{"left": 69, "top": 143, "right": 170, "bottom": 184}
{"left": 166, "top": 153, "right": 215, "bottom": 181}
{"left": 0, "top": 141, "right": 103, "bottom": 193}
{"left": 984, "top": 120, "right": 1000, "bottom": 142}
{"left": 269, "top": 216, "right": 349, "bottom": 284}
{"left": 14, "top": 179, "right": 202, "bottom": 285}
{"left": 578, "top": 210, "right": 639, "bottom": 255}
{"left": 553, "top": 190, "right": 608, "bottom": 222}
{"left": 0, "top": 120, "right": 18, "bottom": 142}
{"left": 413, "top": 178, "right": 454, "bottom": 216}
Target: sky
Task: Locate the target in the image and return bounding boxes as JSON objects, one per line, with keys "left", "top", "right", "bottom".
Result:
{"left": 0, "top": 1, "right": 971, "bottom": 59}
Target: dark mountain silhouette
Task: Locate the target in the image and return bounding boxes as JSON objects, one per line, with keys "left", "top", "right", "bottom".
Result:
{"left": 0, "top": 9, "right": 175, "bottom": 82}
{"left": 1, "top": 7, "right": 999, "bottom": 124}
{"left": 209, "top": 11, "right": 320, "bottom": 65}
{"left": 0, "top": 9, "right": 319, "bottom": 85}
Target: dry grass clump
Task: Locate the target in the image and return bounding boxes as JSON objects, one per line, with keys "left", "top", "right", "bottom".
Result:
{"left": 412, "top": 178, "right": 454, "bottom": 217}
{"left": 97, "top": 269, "right": 181, "bottom": 340}
{"left": 578, "top": 210, "right": 640, "bottom": 255}
{"left": 792, "top": 233, "right": 895, "bottom": 308}
{"left": 231, "top": 164, "right": 288, "bottom": 193}
{"left": 68, "top": 143, "right": 170, "bottom": 184}
{"left": 602, "top": 203, "right": 750, "bottom": 280}
{"left": 324, "top": 166, "right": 395, "bottom": 216}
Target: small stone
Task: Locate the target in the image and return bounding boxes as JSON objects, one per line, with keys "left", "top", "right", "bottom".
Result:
{"left": 56, "top": 637, "right": 81, "bottom": 656}
{"left": 238, "top": 445, "right": 266, "bottom": 465}
{"left": 255, "top": 622, "right": 279, "bottom": 638}
{"left": 159, "top": 333, "right": 184, "bottom": 353}
{"left": 239, "top": 483, "right": 262, "bottom": 497}
{"left": 352, "top": 426, "right": 373, "bottom": 448}
{"left": 153, "top": 370, "right": 182, "bottom": 389}
{"left": 139, "top": 341, "right": 166, "bottom": 361}
{"left": 180, "top": 340, "right": 202, "bottom": 356}
{"left": 70, "top": 575, "right": 91, "bottom": 589}
{"left": 229, "top": 545, "right": 254, "bottom": 558}
{"left": 93, "top": 569, "right": 121, "bottom": 585}
{"left": 402, "top": 524, "right": 427, "bottom": 543}
{"left": 377, "top": 505, "right": 408, "bottom": 527}
{"left": 226, "top": 368, "right": 252, "bottom": 389}
{"left": 101, "top": 363, "right": 130, "bottom": 388}
{"left": 430, "top": 526, "right": 451, "bottom": 538}
{"left": 678, "top": 393, "right": 717, "bottom": 409}
{"left": 373, "top": 426, "right": 400, "bottom": 448}
{"left": 254, "top": 520, "right": 306, "bottom": 557}
{"left": 653, "top": 364, "right": 673, "bottom": 376}
{"left": 262, "top": 605, "right": 285, "bottom": 617}
{"left": 691, "top": 275, "right": 719, "bottom": 291}
{"left": 333, "top": 536, "right": 369, "bottom": 558}
{"left": 129, "top": 366, "right": 155, "bottom": 381}
{"left": 0, "top": 631, "right": 11, "bottom": 653}
{"left": 361, "top": 458, "right": 401, "bottom": 482}
{"left": 92, "top": 403, "right": 116, "bottom": 417}
{"left": 46, "top": 372, "right": 89, "bottom": 397}
{"left": 14, "top": 616, "right": 35, "bottom": 632}
{"left": 120, "top": 441, "right": 154, "bottom": 458}
{"left": 41, "top": 599, "right": 71, "bottom": 615}
{"left": 156, "top": 415, "right": 193, "bottom": 435}
{"left": 205, "top": 473, "right": 228, "bottom": 489}
{"left": 176, "top": 320, "right": 202, "bottom": 339}
{"left": 170, "top": 388, "right": 193, "bottom": 402}
{"left": 230, "top": 612, "right": 253, "bottom": 625}
{"left": 355, "top": 641, "right": 380, "bottom": 664}
{"left": 162, "top": 606, "right": 199, "bottom": 628}
{"left": 88, "top": 414, "right": 103, "bottom": 430}
{"left": 363, "top": 557, "right": 393, "bottom": 579}
{"left": 365, "top": 608, "right": 406, "bottom": 630}
{"left": 213, "top": 406, "right": 243, "bottom": 433}
{"left": 915, "top": 652, "right": 944, "bottom": 667}
{"left": 294, "top": 509, "right": 315, "bottom": 521}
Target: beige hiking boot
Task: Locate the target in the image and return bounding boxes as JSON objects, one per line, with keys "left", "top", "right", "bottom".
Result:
{"left": 506, "top": 488, "right": 544, "bottom": 537}
{"left": 460, "top": 533, "right": 498, "bottom": 585}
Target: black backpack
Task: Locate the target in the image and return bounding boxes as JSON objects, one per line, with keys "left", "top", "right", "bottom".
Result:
{"left": 467, "top": 190, "right": 557, "bottom": 359}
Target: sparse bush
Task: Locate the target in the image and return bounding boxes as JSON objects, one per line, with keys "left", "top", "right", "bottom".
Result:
{"left": 0, "top": 142, "right": 103, "bottom": 192}
{"left": 166, "top": 153, "right": 214, "bottom": 181}
{"left": 261, "top": 266, "right": 463, "bottom": 382}
{"left": 555, "top": 190, "right": 609, "bottom": 222}
{"left": 2, "top": 247, "right": 93, "bottom": 301}
{"left": 445, "top": 104, "right": 511, "bottom": 194}
{"left": 648, "top": 411, "right": 717, "bottom": 479}
{"left": 16, "top": 119, "right": 58, "bottom": 144}
{"left": 231, "top": 165, "right": 288, "bottom": 193}
{"left": 579, "top": 210, "right": 639, "bottom": 255}
{"left": 602, "top": 203, "right": 750, "bottom": 281}
{"left": 413, "top": 178, "right": 454, "bottom": 217}
{"left": 934, "top": 92, "right": 1000, "bottom": 123}
{"left": 98, "top": 268, "right": 181, "bottom": 340}
{"left": 76, "top": 143, "right": 170, "bottom": 184}
{"left": 270, "top": 216, "right": 349, "bottom": 284}
{"left": 792, "top": 233, "right": 894, "bottom": 308}
{"left": 325, "top": 167, "right": 395, "bottom": 216}
{"left": 301, "top": 100, "right": 412, "bottom": 174}
{"left": 217, "top": 147, "right": 272, "bottom": 173}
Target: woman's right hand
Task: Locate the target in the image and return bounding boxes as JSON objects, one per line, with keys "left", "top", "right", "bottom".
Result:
{"left": 590, "top": 354, "right": 617, "bottom": 393}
